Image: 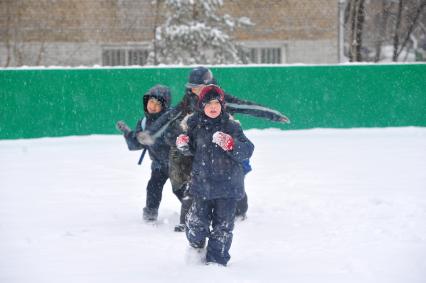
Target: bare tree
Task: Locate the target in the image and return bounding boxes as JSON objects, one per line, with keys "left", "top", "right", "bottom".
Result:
{"left": 347, "top": 0, "right": 366, "bottom": 62}
{"left": 392, "top": 0, "right": 426, "bottom": 61}
{"left": 374, "top": 0, "right": 392, "bottom": 62}
{"left": 392, "top": 0, "right": 404, "bottom": 61}
{"left": 344, "top": 0, "right": 425, "bottom": 62}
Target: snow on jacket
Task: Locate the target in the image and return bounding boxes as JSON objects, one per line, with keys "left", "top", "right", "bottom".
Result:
{"left": 185, "top": 111, "right": 254, "bottom": 200}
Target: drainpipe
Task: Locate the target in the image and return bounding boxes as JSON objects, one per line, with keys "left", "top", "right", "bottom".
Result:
{"left": 338, "top": 0, "right": 346, "bottom": 63}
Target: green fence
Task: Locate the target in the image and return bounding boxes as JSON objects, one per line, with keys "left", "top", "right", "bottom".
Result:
{"left": 1, "top": 64, "right": 425, "bottom": 139}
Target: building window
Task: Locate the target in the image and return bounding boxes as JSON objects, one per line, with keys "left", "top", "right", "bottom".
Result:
{"left": 102, "top": 48, "right": 149, "bottom": 66}
{"left": 240, "top": 45, "right": 285, "bottom": 64}
{"left": 249, "top": 48, "right": 259, "bottom": 63}
{"left": 102, "top": 49, "right": 125, "bottom": 66}
{"left": 252, "top": 48, "right": 282, "bottom": 64}
{"left": 128, "top": 49, "right": 149, "bottom": 66}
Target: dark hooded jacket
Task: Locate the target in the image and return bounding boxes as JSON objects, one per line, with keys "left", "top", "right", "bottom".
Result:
{"left": 184, "top": 90, "right": 254, "bottom": 200}
{"left": 123, "top": 85, "right": 172, "bottom": 170}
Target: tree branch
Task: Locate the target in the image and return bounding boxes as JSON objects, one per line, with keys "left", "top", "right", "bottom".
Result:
{"left": 392, "top": 0, "right": 404, "bottom": 61}
{"left": 396, "top": 1, "right": 426, "bottom": 59}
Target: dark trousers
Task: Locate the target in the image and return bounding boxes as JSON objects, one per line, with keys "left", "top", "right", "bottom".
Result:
{"left": 236, "top": 193, "right": 248, "bottom": 217}
{"left": 145, "top": 167, "right": 169, "bottom": 210}
{"left": 169, "top": 147, "right": 248, "bottom": 223}
{"left": 181, "top": 192, "right": 247, "bottom": 224}
{"left": 185, "top": 197, "right": 237, "bottom": 266}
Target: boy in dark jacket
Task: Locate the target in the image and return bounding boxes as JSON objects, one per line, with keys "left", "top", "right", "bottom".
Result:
{"left": 116, "top": 85, "right": 173, "bottom": 222}
{"left": 176, "top": 85, "right": 254, "bottom": 266}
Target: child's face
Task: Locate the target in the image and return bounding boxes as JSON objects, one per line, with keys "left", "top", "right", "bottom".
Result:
{"left": 147, "top": 98, "right": 162, "bottom": 114}
{"left": 204, "top": 99, "right": 221, "bottom": 119}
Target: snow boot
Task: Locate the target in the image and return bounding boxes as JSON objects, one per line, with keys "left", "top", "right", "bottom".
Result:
{"left": 205, "top": 261, "right": 227, "bottom": 267}
{"left": 142, "top": 207, "right": 158, "bottom": 222}
{"left": 174, "top": 223, "right": 185, "bottom": 232}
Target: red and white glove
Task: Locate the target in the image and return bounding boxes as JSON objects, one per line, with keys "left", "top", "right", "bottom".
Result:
{"left": 176, "top": 134, "right": 190, "bottom": 151}
{"left": 212, "top": 131, "right": 234, "bottom": 151}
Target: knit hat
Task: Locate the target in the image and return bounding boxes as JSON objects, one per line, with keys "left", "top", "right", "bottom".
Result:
{"left": 198, "top": 84, "right": 225, "bottom": 110}
{"left": 185, "top": 67, "right": 217, "bottom": 88}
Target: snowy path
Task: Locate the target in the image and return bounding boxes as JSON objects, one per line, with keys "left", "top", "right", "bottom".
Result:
{"left": 1, "top": 128, "right": 425, "bottom": 283}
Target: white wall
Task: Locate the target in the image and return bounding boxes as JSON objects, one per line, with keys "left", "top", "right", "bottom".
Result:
{"left": 0, "top": 42, "right": 101, "bottom": 67}
{"left": 288, "top": 40, "right": 338, "bottom": 64}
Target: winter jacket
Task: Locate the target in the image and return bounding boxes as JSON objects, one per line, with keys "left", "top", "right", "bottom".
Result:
{"left": 185, "top": 111, "right": 254, "bottom": 200}
{"left": 124, "top": 115, "right": 171, "bottom": 171}
{"left": 123, "top": 86, "right": 172, "bottom": 171}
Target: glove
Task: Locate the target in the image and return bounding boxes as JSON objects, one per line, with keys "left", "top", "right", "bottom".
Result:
{"left": 116, "top": 121, "right": 131, "bottom": 135}
{"left": 279, "top": 115, "right": 290, "bottom": 124}
{"left": 176, "top": 134, "right": 190, "bottom": 151}
{"left": 136, "top": 131, "right": 155, "bottom": 145}
{"left": 212, "top": 131, "right": 234, "bottom": 151}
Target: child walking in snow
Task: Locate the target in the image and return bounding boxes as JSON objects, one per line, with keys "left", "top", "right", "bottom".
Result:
{"left": 116, "top": 85, "right": 173, "bottom": 222}
{"left": 176, "top": 85, "right": 254, "bottom": 266}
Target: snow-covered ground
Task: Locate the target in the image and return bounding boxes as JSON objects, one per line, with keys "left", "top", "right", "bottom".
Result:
{"left": 1, "top": 128, "right": 425, "bottom": 283}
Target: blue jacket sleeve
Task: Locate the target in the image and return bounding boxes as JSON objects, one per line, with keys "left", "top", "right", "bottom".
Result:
{"left": 122, "top": 119, "right": 146, "bottom": 151}
{"left": 226, "top": 122, "right": 254, "bottom": 163}
{"left": 224, "top": 93, "right": 289, "bottom": 123}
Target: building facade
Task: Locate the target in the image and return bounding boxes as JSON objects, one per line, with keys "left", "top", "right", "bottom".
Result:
{"left": 0, "top": 0, "right": 340, "bottom": 67}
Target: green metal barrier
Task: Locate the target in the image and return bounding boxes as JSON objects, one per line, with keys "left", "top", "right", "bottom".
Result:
{"left": 1, "top": 64, "right": 425, "bottom": 139}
